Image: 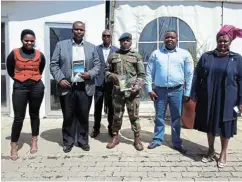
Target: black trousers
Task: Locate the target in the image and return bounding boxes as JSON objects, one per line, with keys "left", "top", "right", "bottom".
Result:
{"left": 11, "top": 80, "right": 45, "bottom": 142}
{"left": 93, "top": 81, "right": 114, "bottom": 131}
{"left": 59, "top": 83, "right": 92, "bottom": 147}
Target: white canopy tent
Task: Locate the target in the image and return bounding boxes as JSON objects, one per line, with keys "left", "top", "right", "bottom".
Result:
{"left": 112, "top": 1, "right": 242, "bottom": 58}
{"left": 111, "top": 1, "right": 241, "bottom": 114}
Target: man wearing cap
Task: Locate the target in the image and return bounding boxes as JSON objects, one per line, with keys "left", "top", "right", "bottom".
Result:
{"left": 105, "top": 32, "right": 146, "bottom": 151}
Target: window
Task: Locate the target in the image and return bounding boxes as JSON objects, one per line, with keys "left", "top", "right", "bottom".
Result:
{"left": 138, "top": 17, "right": 196, "bottom": 100}
{"left": 138, "top": 17, "right": 196, "bottom": 63}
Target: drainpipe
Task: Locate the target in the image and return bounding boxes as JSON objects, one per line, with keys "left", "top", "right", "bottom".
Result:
{"left": 221, "top": 1, "right": 224, "bottom": 26}
{"left": 105, "top": 0, "right": 110, "bottom": 29}
{"left": 110, "top": 0, "right": 116, "bottom": 32}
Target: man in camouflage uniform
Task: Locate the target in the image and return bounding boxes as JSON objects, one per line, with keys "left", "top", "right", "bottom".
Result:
{"left": 105, "top": 33, "right": 146, "bottom": 151}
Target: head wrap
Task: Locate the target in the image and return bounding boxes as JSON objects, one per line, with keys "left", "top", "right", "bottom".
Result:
{"left": 216, "top": 25, "right": 242, "bottom": 41}
{"left": 20, "top": 29, "right": 35, "bottom": 40}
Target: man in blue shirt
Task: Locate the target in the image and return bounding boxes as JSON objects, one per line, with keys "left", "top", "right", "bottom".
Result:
{"left": 146, "top": 30, "right": 194, "bottom": 153}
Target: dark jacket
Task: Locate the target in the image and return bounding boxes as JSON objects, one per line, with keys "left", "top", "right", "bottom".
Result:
{"left": 95, "top": 44, "right": 119, "bottom": 86}
{"left": 191, "top": 51, "right": 242, "bottom": 122}
{"left": 50, "top": 39, "right": 101, "bottom": 96}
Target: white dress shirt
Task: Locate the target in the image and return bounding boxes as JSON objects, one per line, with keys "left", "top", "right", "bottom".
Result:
{"left": 71, "top": 40, "right": 85, "bottom": 82}
{"left": 102, "top": 44, "right": 111, "bottom": 62}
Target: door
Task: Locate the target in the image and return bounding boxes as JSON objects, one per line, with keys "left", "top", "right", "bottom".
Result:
{"left": 45, "top": 23, "right": 72, "bottom": 115}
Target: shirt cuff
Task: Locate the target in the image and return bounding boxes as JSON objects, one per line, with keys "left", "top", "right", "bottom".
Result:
{"left": 146, "top": 85, "right": 152, "bottom": 93}
{"left": 184, "top": 90, "right": 190, "bottom": 97}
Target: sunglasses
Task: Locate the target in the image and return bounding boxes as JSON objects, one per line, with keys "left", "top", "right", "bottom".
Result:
{"left": 103, "top": 35, "right": 111, "bottom": 38}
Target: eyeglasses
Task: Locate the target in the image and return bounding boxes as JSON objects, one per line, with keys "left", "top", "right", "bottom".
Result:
{"left": 103, "top": 35, "right": 111, "bottom": 38}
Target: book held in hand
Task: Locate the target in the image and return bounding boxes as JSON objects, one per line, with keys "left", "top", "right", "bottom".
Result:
{"left": 73, "top": 60, "right": 85, "bottom": 74}
{"left": 119, "top": 75, "right": 131, "bottom": 92}
{"left": 72, "top": 60, "right": 85, "bottom": 82}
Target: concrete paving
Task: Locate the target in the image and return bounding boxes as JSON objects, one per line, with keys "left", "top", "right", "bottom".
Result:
{"left": 1, "top": 115, "right": 242, "bottom": 181}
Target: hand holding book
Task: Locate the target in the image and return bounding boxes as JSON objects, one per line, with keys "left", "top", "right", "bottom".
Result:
{"left": 130, "top": 85, "right": 138, "bottom": 93}
{"left": 119, "top": 75, "right": 131, "bottom": 92}
{"left": 79, "top": 72, "right": 90, "bottom": 80}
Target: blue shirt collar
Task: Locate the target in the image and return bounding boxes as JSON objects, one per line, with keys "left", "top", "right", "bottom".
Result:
{"left": 161, "top": 45, "right": 177, "bottom": 53}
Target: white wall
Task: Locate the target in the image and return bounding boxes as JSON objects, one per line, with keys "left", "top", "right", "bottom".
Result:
{"left": 223, "top": 3, "right": 242, "bottom": 55}
{"left": 113, "top": 1, "right": 222, "bottom": 53}
{"left": 2, "top": 1, "right": 106, "bottom": 118}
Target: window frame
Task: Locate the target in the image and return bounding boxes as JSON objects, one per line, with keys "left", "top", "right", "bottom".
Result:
{"left": 137, "top": 17, "right": 196, "bottom": 101}
{"left": 44, "top": 22, "right": 73, "bottom": 116}
{"left": 138, "top": 17, "right": 197, "bottom": 61}
{"left": 1, "top": 18, "right": 10, "bottom": 113}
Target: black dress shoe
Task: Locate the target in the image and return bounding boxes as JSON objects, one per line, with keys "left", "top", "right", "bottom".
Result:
{"left": 81, "top": 144, "right": 90, "bottom": 151}
{"left": 174, "top": 145, "right": 187, "bottom": 154}
{"left": 63, "top": 145, "right": 73, "bottom": 153}
{"left": 90, "top": 129, "right": 100, "bottom": 138}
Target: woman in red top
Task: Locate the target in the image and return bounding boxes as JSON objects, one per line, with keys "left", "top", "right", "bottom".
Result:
{"left": 6, "top": 29, "right": 46, "bottom": 160}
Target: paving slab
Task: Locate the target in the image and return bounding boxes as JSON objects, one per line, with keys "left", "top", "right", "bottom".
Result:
{"left": 1, "top": 116, "right": 242, "bottom": 181}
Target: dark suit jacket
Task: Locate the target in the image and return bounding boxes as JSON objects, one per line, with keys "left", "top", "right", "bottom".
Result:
{"left": 191, "top": 51, "right": 242, "bottom": 122}
{"left": 95, "top": 44, "right": 118, "bottom": 86}
{"left": 50, "top": 39, "right": 101, "bottom": 96}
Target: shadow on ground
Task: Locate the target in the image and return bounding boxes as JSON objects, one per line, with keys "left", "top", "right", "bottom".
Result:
{"left": 120, "top": 128, "right": 208, "bottom": 161}
{"left": 40, "top": 128, "right": 63, "bottom": 147}
{"left": 39, "top": 120, "right": 134, "bottom": 147}
{"left": 5, "top": 133, "right": 32, "bottom": 151}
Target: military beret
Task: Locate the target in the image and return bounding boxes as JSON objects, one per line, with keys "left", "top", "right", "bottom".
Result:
{"left": 119, "top": 32, "right": 132, "bottom": 41}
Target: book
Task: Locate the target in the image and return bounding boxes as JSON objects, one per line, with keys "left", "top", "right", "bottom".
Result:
{"left": 73, "top": 60, "right": 85, "bottom": 74}
{"left": 119, "top": 76, "right": 131, "bottom": 92}
{"left": 72, "top": 60, "right": 85, "bottom": 82}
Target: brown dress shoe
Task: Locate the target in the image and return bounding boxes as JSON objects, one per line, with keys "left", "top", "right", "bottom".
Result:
{"left": 134, "top": 135, "right": 144, "bottom": 151}
{"left": 106, "top": 135, "right": 119, "bottom": 149}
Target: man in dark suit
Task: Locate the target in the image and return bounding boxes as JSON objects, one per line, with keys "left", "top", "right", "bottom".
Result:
{"left": 50, "top": 21, "right": 101, "bottom": 152}
{"left": 91, "top": 30, "right": 118, "bottom": 138}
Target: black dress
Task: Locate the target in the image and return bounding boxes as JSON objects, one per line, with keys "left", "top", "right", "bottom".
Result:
{"left": 194, "top": 54, "right": 237, "bottom": 138}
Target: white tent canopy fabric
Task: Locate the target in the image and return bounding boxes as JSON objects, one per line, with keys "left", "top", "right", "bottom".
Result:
{"left": 113, "top": 1, "right": 242, "bottom": 58}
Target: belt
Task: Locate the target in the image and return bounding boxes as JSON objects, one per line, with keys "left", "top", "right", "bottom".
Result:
{"left": 70, "top": 82, "right": 86, "bottom": 89}
{"left": 70, "top": 82, "right": 85, "bottom": 86}
{"left": 159, "top": 84, "right": 183, "bottom": 90}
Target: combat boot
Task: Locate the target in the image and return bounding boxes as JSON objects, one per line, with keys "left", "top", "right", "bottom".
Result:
{"left": 134, "top": 134, "right": 144, "bottom": 151}
{"left": 106, "top": 134, "right": 119, "bottom": 149}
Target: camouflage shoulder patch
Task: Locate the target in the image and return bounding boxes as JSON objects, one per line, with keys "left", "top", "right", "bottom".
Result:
{"left": 127, "top": 51, "right": 143, "bottom": 59}
{"left": 109, "top": 52, "right": 120, "bottom": 59}
{"left": 109, "top": 52, "right": 121, "bottom": 63}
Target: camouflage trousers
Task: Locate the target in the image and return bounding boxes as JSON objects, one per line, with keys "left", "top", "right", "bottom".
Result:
{"left": 112, "top": 93, "right": 141, "bottom": 136}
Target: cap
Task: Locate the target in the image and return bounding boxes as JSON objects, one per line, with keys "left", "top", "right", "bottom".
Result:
{"left": 119, "top": 32, "right": 132, "bottom": 41}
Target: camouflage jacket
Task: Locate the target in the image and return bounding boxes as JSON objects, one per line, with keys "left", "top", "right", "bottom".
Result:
{"left": 105, "top": 50, "right": 146, "bottom": 95}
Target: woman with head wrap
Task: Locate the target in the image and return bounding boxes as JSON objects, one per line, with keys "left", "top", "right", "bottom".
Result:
{"left": 6, "top": 29, "right": 46, "bottom": 160}
{"left": 191, "top": 25, "right": 242, "bottom": 168}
